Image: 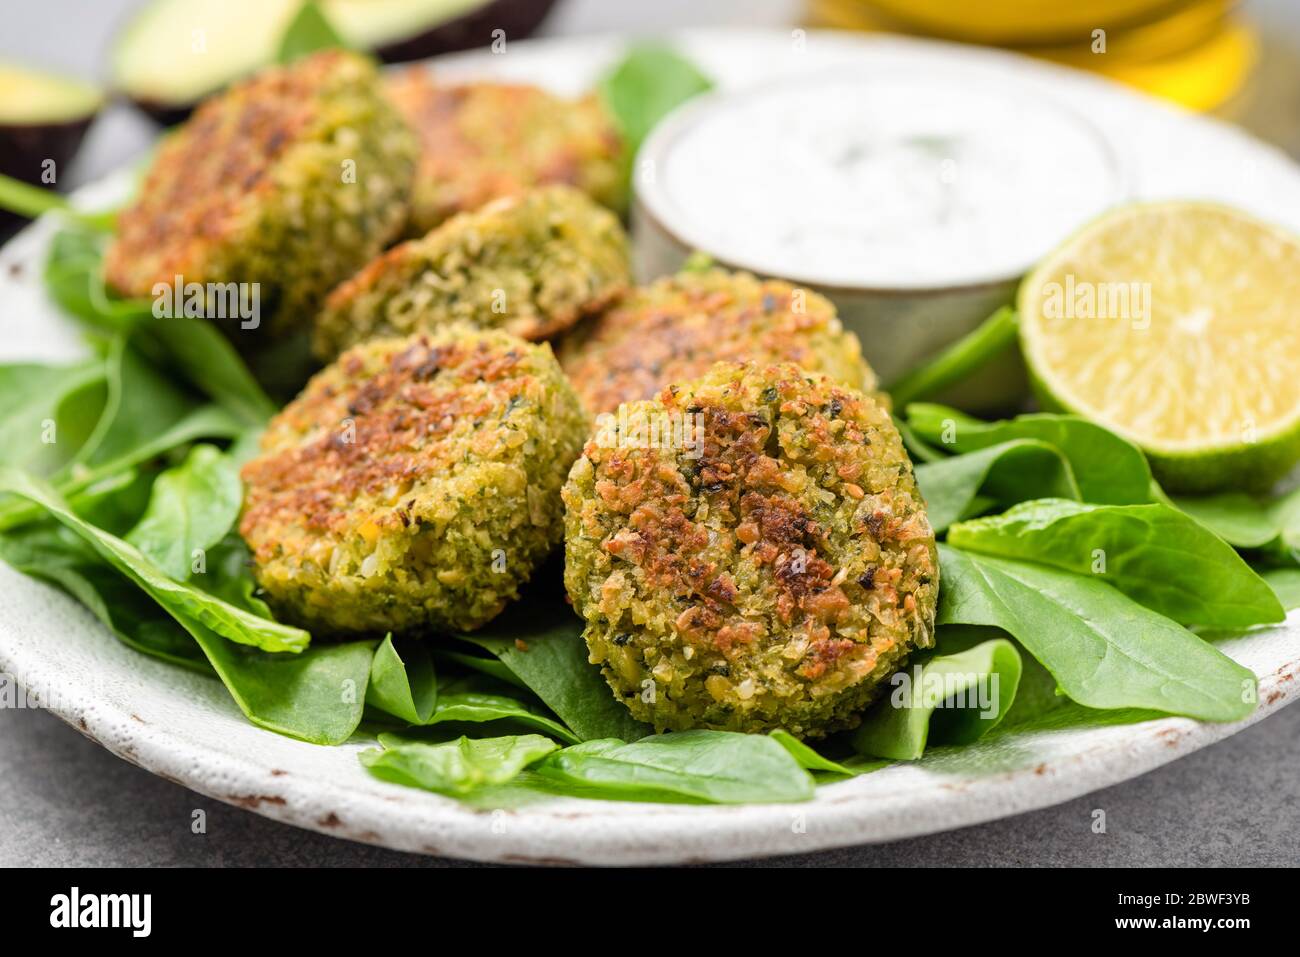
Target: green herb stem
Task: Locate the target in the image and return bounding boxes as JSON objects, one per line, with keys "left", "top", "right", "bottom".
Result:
{"left": 886, "top": 306, "right": 1018, "bottom": 408}
{"left": 0, "top": 173, "right": 116, "bottom": 230}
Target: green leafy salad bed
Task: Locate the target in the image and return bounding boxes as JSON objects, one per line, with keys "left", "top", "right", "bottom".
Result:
{"left": 0, "top": 30, "right": 1296, "bottom": 807}
{"left": 0, "top": 215, "right": 1293, "bottom": 805}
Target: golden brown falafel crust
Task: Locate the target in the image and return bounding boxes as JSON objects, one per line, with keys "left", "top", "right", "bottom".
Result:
{"left": 563, "top": 362, "right": 937, "bottom": 737}
{"left": 105, "top": 50, "right": 416, "bottom": 338}
{"left": 385, "top": 69, "right": 626, "bottom": 235}
{"left": 241, "top": 327, "right": 587, "bottom": 634}
{"left": 558, "top": 268, "right": 879, "bottom": 416}
{"left": 313, "top": 185, "right": 631, "bottom": 360}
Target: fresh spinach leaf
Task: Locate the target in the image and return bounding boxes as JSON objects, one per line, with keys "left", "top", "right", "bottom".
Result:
{"left": 225, "top": 428, "right": 265, "bottom": 468}
{"left": 0, "top": 361, "right": 106, "bottom": 474}
{"left": 915, "top": 438, "right": 1078, "bottom": 532}
{"left": 1173, "top": 491, "right": 1285, "bottom": 549}
{"left": 937, "top": 544, "right": 1256, "bottom": 722}
{"left": 1263, "top": 568, "right": 1300, "bottom": 611}
{"left": 599, "top": 44, "right": 712, "bottom": 156}
{"left": 948, "top": 499, "right": 1284, "bottom": 629}
{"left": 533, "top": 730, "right": 815, "bottom": 804}
{"left": 126, "top": 444, "right": 243, "bottom": 580}
{"left": 147, "top": 319, "right": 278, "bottom": 427}
{"left": 190, "top": 626, "right": 373, "bottom": 745}
{"left": 361, "top": 733, "right": 559, "bottom": 795}
{"left": 886, "top": 306, "right": 1018, "bottom": 408}
{"left": 67, "top": 467, "right": 158, "bottom": 535}
{"left": 938, "top": 646, "right": 1166, "bottom": 752}
{"left": 0, "top": 335, "right": 246, "bottom": 535}
{"left": 893, "top": 415, "right": 946, "bottom": 464}
{"left": 1173, "top": 487, "right": 1300, "bottom": 564}
{"left": 0, "top": 404, "right": 246, "bottom": 532}
{"left": 68, "top": 404, "right": 242, "bottom": 493}
{"left": 852, "top": 632, "right": 1022, "bottom": 760}
{"left": 43, "top": 224, "right": 148, "bottom": 328}
{"left": 0, "top": 524, "right": 210, "bottom": 672}
{"left": 67, "top": 336, "right": 192, "bottom": 473}
{"left": 434, "top": 648, "right": 529, "bottom": 691}
{"left": 0, "top": 172, "right": 115, "bottom": 229}
{"left": 42, "top": 223, "right": 276, "bottom": 425}
{"left": 277, "top": 1, "right": 347, "bottom": 64}
{"left": 426, "top": 690, "right": 581, "bottom": 745}
{"left": 458, "top": 578, "right": 652, "bottom": 742}
{"left": 823, "top": 754, "right": 891, "bottom": 777}
{"left": 46, "top": 562, "right": 213, "bottom": 673}
{"left": 769, "top": 729, "right": 884, "bottom": 778}
{"left": 1266, "top": 489, "right": 1300, "bottom": 557}
{"left": 907, "top": 404, "right": 1156, "bottom": 506}
{"left": 73, "top": 403, "right": 244, "bottom": 488}
{"left": 367, "top": 649, "right": 578, "bottom": 741}
{"left": 0, "top": 519, "right": 370, "bottom": 743}
{"left": 192, "top": 535, "right": 272, "bottom": 616}
{"left": 0, "top": 467, "right": 309, "bottom": 653}
{"left": 367, "top": 635, "right": 438, "bottom": 726}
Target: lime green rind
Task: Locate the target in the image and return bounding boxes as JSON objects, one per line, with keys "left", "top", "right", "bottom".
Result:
{"left": 1017, "top": 200, "right": 1300, "bottom": 494}
{"left": 1025, "top": 365, "right": 1300, "bottom": 494}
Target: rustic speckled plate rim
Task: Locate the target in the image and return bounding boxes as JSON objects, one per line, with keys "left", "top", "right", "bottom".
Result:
{"left": 1, "top": 29, "right": 1299, "bottom": 865}
{"left": 1, "top": 575, "right": 1295, "bottom": 865}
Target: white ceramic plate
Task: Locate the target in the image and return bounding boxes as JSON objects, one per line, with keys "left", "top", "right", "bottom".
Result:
{"left": 2, "top": 29, "right": 1299, "bottom": 866}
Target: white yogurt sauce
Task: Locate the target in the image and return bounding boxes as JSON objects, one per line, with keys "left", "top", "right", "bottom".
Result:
{"left": 645, "top": 70, "right": 1123, "bottom": 289}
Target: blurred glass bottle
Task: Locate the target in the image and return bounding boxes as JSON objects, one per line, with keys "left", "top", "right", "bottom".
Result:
{"left": 808, "top": 0, "right": 1255, "bottom": 110}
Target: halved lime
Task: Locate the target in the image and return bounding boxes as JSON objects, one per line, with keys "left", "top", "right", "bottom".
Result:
{"left": 1018, "top": 201, "right": 1300, "bottom": 492}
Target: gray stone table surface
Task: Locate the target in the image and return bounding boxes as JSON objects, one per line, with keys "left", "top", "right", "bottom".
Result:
{"left": 2, "top": 0, "right": 1299, "bottom": 867}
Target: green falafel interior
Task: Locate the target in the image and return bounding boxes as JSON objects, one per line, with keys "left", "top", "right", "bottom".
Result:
{"left": 0, "top": 46, "right": 1287, "bottom": 807}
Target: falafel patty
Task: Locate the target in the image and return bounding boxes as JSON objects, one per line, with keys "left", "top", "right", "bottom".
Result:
{"left": 559, "top": 268, "right": 879, "bottom": 416}
{"left": 385, "top": 68, "right": 626, "bottom": 235}
{"left": 240, "top": 327, "right": 587, "bottom": 635}
{"left": 314, "top": 184, "right": 630, "bottom": 361}
{"left": 562, "top": 362, "right": 938, "bottom": 737}
{"left": 105, "top": 50, "right": 417, "bottom": 340}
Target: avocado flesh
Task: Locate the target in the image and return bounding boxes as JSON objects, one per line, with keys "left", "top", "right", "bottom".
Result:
{"left": 110, "top": 0, "right": 555, "bottom": 121}
{"left": 0, "top": 62, "right": 103, "bottom": 231}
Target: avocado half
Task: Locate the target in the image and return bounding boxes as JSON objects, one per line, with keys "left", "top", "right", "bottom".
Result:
{"left": 0, "top": 62, "right": 103, "bottom": 232}
{"left": 111, "top": 0, "right": 560, "bottom": 124}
